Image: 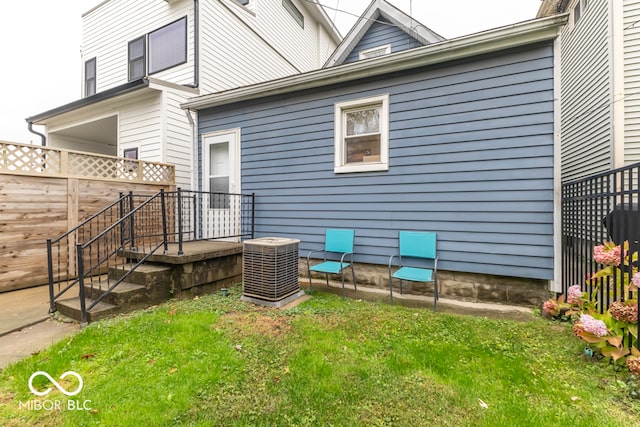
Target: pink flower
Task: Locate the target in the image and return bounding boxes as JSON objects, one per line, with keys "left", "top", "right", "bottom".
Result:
{"left": 579, "top": 314, "right": 608, "bottom": 337}
{"left": 543, "top": 299, "right": 560, "bottom": 317}
{"left": 567, "top": 285, "right": 582, "bottom": 304}
{"left": 593, "top": 243, "right": 622, "bottom": 266}
{"left": 632, "top": 272, "right": 640, "bottom": 291}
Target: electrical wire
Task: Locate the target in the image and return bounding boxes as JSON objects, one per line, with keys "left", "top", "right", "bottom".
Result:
{"left": 304, "top": 0, "right": 639, "bottom": 129}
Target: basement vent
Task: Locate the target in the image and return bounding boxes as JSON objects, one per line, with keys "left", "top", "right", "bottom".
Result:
{"left": 242, "top": 237, "right": 303, "bottom": 307}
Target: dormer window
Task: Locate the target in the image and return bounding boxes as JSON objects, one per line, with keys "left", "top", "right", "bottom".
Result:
{"left": 359, "top": 44, "right": 391, "bottom": 60}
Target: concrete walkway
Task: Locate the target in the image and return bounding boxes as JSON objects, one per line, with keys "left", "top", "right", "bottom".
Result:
{"left": 0, "top": 286, "right": 79, "bottom": 369}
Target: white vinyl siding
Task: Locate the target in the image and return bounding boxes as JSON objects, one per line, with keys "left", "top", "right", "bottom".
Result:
{"left": 199, "top": 1, "right": 299, "bottom": 93}
{"left": 560, "top": 0, "right": 612, "bottom": 181}
{"left": 81, "top": 0, "right": 194, "bottom": 93}
{"left": 624, "top": 0, "right": 640, "bottom": 164}
{"left": 119, "top": 92, "right": 163, "bottom": 163}
{"left": 163, "top": 89, "right": 192, "bottom": 189}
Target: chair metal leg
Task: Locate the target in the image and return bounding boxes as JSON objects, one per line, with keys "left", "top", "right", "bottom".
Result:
{"left": 351, "top": 265, "right": 356, "bottom": 292}
{"left": 433, "top": 278, "right": 438, "bottom": 312}
{"left": 325, "top": 273, "right": 329, "bottom": 287}
{"left": 307, "top": 260, "right": 313, "bottom": 292}
{"left": 389, "top": 277, "right": 393, "bottom": 303}
{"left": 340, "top": 270, "right": 346, "bottom": 299}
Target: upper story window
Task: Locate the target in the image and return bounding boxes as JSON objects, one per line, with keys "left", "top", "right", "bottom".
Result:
{"left": 126, "top": 17, "right": 187, "bottom": 81}
{"left": 128, "top": 36, "right": 146, "bottom": 81}
{"left": 334, "top": 94, "right": 389, "bottom": 174}
{"left": 359, "top": 44, "right": 391, "bottom": 60}
{"left": 148, "top": 17, "right": 187, "bottom": 74}
{"left": 283, "top": 0, "right": 304, "bottom": 28}
{"left": 573, "top": 0, "right": 588, "bottom": 26}
{"left": 84, "top": 58, "right": 96, "bottom": 97}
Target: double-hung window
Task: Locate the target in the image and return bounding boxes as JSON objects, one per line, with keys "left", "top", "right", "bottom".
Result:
{"left": 84, "top": 58, "right": 96, "bottom": 97}
{"left": 128, "top": 36, "right": 146, "bottom": 81}
{"left": 334, "top": 94, "right": 389, "bottom": 173}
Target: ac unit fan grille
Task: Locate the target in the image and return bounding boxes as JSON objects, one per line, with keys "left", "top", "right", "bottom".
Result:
{"left": 243, "top": 238, "right": 300, "bottom": 301}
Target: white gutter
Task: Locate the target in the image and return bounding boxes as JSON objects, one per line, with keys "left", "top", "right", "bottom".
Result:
{"left": 183, "top": 13, "right": 569, "bottom": 111}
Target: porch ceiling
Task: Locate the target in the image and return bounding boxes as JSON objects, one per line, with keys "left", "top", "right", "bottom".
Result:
{"left": 52, "top": 115, "right": 117, "bottom": 148}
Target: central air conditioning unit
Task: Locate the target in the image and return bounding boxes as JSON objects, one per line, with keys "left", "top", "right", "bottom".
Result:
{"left": 241, "top": 237, "right": 304, "bottom": 307}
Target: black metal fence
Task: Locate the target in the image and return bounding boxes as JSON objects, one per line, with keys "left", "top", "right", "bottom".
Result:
{"left": 47, "top": 189, "right": 255, "bottom": 323}
{"left": 562, "top": 162, "right": 640, "bottom": 311}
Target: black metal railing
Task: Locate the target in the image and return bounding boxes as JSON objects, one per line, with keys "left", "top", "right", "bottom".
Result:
{"left": 47, "top": 189, "right": 255, "bottom": 324}
{"left": 562, "top": 163, "right": 640, "bottom": 313}
{"left": 163, "top": 189, "right": 256, "bottom": 254}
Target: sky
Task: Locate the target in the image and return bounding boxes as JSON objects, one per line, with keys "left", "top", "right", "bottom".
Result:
{"left": 0, "top": 0, "right": 542, "bottom": 144}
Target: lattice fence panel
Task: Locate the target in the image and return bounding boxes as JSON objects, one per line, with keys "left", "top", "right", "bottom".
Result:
{"left": 144, "top": 162, "right": 175, "bottom": 183}
{"left": 0, "top": 143, "right": 61, "bottom": 175}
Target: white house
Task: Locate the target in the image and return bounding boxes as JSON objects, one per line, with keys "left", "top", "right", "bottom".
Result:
{"left": 538, "top": 0, "right": 639, "bottom": 182}
{"left": 26, "top": 0, "right": 341, "bottom": 188}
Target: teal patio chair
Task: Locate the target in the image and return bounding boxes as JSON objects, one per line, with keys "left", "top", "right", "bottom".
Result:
{"left": 388, "top": 231, "right": 438, "bottom": 311}
{"left": 306, "top": 229, "right": 356, "bottom": 299}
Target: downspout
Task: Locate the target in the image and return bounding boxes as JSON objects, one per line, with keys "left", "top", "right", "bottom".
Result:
{"left": 185, "top": 0, "right": 200, "bottom": 88}
{"left": 185, "top": 108, "right": 197, "bottom": 191}
{"left": 27, "top": 121, "right": 46, "bottom": 146}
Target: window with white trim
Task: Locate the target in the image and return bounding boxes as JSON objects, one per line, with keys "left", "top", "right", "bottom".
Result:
{"left": 334, "top": 94, "right": 389, "bottom": 173}
{"left": 359, "top": 44, "right": 391, "bottom": 60}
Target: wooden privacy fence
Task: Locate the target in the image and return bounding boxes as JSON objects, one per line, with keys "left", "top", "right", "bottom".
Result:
{"left": 0, "top": 141, "right": 175, "bottom": 292}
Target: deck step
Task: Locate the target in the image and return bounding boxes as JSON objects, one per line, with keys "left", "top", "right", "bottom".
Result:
{"left": 56, "top": 297, "right": 118, "bottom": 323}
{"left": 83, "top": 280, "right": 147, "bottom": 307}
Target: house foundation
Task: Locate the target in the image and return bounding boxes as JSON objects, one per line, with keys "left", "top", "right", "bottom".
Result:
{"left": 301, "top": 261, "right": 549, "bottom": 307}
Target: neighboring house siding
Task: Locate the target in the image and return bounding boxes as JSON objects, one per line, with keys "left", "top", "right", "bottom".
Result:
{"left": 198, "top": 43, "right": 556, "bottom": 280}
{"left": 625, "top": 0, "right": 640, "bottom": 163}
{"left": 343, "top": 17, "right": 424, "bottom": 64}
{"left": 560, "top": 0, "right": 612, "bottom": 181}
{"left": 82, "top": 0, "right": 195, "bottom": 94}
{"left": 255, "top": 0, "right": 334, "bottom": 71}
{"left": 199, "top": 1, "right": 300, "bottom": 93}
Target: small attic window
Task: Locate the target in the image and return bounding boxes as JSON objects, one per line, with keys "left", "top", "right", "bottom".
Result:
{"left": 283, "top": 0, "right": 304, "bottom": 28}
{"left": 359, "top": 44, "right": 391, "bottom": 60}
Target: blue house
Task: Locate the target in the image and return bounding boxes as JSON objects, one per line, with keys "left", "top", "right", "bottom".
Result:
{"left": 183, "top": 0, "right": 569, "bottom": 306}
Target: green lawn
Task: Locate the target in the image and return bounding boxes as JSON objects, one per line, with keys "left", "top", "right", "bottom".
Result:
{"left": 1, "top": 286, "right": 639, "bottom": 426}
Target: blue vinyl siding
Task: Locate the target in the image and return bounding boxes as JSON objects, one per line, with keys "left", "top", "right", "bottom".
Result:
{"left": 198, "top": 43, "right": 556, "bottom": 280}
{"left": 343, "top": 17, "right": 424, "bottom": 64}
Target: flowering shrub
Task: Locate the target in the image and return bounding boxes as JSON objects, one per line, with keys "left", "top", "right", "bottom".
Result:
{"left": 593, "top": 241, "right": 622, "bottom": 266}
{"left": 543, "top": 241, "right": 640, "bottom": 373}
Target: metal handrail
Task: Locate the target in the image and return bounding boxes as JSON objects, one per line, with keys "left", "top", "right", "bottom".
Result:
{"left": 48, "top": 189, "right": 256, "bottom": 324}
